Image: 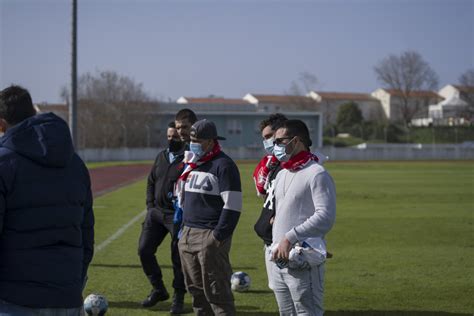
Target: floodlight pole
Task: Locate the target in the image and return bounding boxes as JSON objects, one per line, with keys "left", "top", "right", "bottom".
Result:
{"left": 69, "top": 0, "right": 78, "bottom": 146}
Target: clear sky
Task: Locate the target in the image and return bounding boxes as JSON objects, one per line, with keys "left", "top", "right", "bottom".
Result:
{"left": 1, "top": 0, "right": 473, "bottom": 104}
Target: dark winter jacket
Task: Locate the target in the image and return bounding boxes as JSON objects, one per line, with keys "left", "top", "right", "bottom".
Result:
{"left": 0, "top": 112, "right": 94, "bottom": 308}
{"left": 146, "top": 150, "right": 185, "bottom": 214}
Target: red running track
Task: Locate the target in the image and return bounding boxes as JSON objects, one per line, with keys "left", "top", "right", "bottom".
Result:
{"left": 89, "top": 164, "right": 152, "bottom": 198}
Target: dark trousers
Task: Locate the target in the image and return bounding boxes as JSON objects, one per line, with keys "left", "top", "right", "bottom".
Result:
{"left": 138, "top": 208, "right": 186, "bottom": 292}
{"left": 178, "top": 226, "right": 235, "bottom": 316}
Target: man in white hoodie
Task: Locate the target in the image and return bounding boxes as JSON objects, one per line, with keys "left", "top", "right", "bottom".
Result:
{"left": 271, "top": 119, "right": 336, "bottom": 316}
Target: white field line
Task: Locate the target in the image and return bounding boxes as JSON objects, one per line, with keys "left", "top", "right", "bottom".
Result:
{"left": 95, "top": 209, "right": 146, "bottom": 253}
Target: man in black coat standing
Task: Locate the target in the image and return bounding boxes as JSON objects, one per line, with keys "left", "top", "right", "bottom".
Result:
{"left": 138, "top": 109, "right": 197, "bottom": 314}
{"left": 0, "top": 85, "right": 94, "bottom": 315}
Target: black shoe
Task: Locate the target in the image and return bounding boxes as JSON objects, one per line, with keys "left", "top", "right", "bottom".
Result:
{"left": 141, "top": 286, "right": 170, "bottom": 308}
{"left": 169, "top": 290, "right": 185, "bottom": 314}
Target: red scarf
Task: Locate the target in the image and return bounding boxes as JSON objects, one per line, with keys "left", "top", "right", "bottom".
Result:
{"left": 179, "top": 141, "right": 222, "bottom": 182}
{"left": 281, "top": 151, "right": 319, "bottom": 171}
{"left": 253, "top": 155, "right": 280, "bottom": 196}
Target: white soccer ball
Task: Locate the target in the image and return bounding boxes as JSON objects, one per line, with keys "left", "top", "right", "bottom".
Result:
{"left": 230, "top": 271, "right": 251, "bottom": 292}
{"left": 84, "top": 293, "right": 108, "bottom": 316}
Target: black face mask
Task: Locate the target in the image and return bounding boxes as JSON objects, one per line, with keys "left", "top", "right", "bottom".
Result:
{"left": 168, "top": 139, "right": 184, "bottom": 153}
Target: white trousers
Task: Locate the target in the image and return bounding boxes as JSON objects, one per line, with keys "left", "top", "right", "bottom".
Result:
{"left": 265, "top": 245, "right": 325, "bottom": 316}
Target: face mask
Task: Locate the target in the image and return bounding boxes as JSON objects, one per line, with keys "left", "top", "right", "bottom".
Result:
{"left": 262, "top": 138, "right": 274, "bottom": 155}
{"left": 273, "top": 137, "right": 296, "bottom": 162}
{"left": 168, "top": 139, "right": 184, "bottom": 153}
{"left": 189, "top": 142, "right": 205, "bottom": 157}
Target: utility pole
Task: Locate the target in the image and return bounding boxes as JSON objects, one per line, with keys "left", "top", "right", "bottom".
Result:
{"left": 69, "top": 0, "right": 78, "bottom": 146}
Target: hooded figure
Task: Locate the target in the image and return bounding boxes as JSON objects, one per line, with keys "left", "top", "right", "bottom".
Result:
{"left": 0, "top": 87, "right": 94, "bottom": 312}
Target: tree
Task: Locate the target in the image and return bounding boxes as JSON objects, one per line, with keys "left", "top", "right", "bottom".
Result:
{"left": 336, "top": 102, "right": 363, "bottom": 132}
{"left": 458, "top": 68, "right": 474, "bottom": 119}
{"left": 285, "top": 71, "right": 321, "bottom": 111}
{"left": 288, "top": 71, "right": 319, "bottom": 96}
{"left": 374, "top": 51, "right": 439, "bottom": 124}
{"left": 60, "top": 70, "right": 155, "bottom": 148}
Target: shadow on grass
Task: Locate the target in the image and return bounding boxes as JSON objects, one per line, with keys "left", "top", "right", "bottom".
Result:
{"left": 91, "top": 263, "right": 257, "bottom": 271}
{"left": 325, "top": 312, "right": 470, "bottom": 316}
{"left": 242, "top": 289, "right": 273, "bottom": 294}
{"left": 235, "top": 312, "right": 470, "bottom": 316}
{"left": 91, "top": 263, "right": 170, "bottom": 269}
{"left": 108, "top": 300, "right": 192, "bottom": 312}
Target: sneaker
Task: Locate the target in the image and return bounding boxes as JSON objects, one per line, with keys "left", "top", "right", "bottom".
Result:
{"left": 141, "top": 286, "right": 170, "bottom": 308}
{"left": 169, "top": 290, "right": 185, "bottom": 314}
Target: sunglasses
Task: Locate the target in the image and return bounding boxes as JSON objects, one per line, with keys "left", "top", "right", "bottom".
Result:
{"left": 273, "top": 136, "right": 295, "bottom": 146}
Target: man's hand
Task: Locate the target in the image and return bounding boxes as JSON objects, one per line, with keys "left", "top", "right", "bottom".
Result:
{"left": 272, "top": 237, "right": 292, "bottom": 261}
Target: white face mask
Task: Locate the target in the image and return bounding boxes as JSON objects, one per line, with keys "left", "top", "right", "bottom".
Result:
{"left": 273, "top": 137, "right": 296, "bottom": 162}
{"left": 262, "top": 138, "right": 274, "bottom": 155}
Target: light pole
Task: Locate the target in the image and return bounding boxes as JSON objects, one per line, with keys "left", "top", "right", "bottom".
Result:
{"left": 121, "top": 124, "right": 127, "bottom": 148}
{"left": 145, "top": 124, "right": 150, "bottom": 147}
{"left": 69, "top": 0, "right": 78, "bottom": 146}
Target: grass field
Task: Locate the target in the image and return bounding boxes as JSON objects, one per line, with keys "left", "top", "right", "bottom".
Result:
{"left": 85, "top": 161, "right": 474, "bottom": 316}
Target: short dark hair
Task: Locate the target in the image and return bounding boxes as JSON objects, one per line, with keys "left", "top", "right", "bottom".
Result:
{"left": 259, "top": 113, "right": 287, "bottom": 132}
{"left": 168, "top": 121, "right": 176, "bottom": 128}
{"left": 175, "top": 109, "right": 197, "bottom": 124}
{"left": 0, "top": 85, "right": 37, "bottom": 125}
{"left": 278, "top": 119, "right": 312, "bottom": 148}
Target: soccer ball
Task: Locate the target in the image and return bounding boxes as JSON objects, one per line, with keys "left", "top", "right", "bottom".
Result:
{"left": 84, "top": 293, "right": 108, "bottom": 316}
{"left": 230, "top": 271, "right": 251, "bottom": 292}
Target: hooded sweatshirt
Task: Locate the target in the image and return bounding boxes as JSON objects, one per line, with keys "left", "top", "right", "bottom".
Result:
{"left": 0, "top": 112, "right": 94, "bottom": 308}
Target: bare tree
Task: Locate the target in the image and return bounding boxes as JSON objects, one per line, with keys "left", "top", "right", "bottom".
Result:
{"left": 374, "top": 51, "right": 439, "bottom": 124}
{"left": 289, "top": 72, "right": 319, "bottom": 96}
{"left": 458, "top": 68, "right": 474, "bottom": 120}
{"left": 60, "top": 70, "right": 156, "bottom": 148}
{"left": 286, "top": 71, "right": 320, "bottom": 111}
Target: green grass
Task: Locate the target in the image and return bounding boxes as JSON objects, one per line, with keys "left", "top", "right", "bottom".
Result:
{"left": 85, "top": 161, "right": 474, "bottom": 315}
{"left": 86, "top": 160, "right": 152, "bottom": 169}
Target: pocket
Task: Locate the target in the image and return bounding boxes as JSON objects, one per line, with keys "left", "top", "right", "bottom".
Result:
{"left": 210, "top": 231, "right": 222, "bottom": 247}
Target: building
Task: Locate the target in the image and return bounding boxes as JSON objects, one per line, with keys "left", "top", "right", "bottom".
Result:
{"left": 158, "top": 99, "right": 322, "bottom": 159}
{"left": 308, "top": 91, "right": 384, "bottom": 124}
{"left": 371, "top": 88, "right": 443, "bottom": 123}
{"left": 411, "top": 85, "right": 473, "bottom": 126}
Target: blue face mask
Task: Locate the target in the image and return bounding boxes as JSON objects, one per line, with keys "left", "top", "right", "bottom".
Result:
{"left": 262, "top": 138, "right": 274, "bottom": 155}
{"left": 273, "top": 137, "right": 296, "bottom": 162}
{"left": 189, "top": 142, "right": 205, "bottom": 157}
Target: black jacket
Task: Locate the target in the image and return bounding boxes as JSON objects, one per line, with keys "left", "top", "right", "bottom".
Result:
{"left": 0, "top": 113, "right": 94, "bottom": 308}
{"left": 254, "top": 164, "right": 282, "bottom": 246}
{"left": 146, "top": 150, "right": 185, "bottom": 214}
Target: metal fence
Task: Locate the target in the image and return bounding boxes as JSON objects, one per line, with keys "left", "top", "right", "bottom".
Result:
{"left": 78, "top": 144, "right": 474, "bottom": 162}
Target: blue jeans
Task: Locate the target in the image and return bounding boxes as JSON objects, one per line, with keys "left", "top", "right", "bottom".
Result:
{"left": 267, "top": 246, "right": 325, "bottom": 316}
{"left": 0, "top": 299, "right": 83, "bottom": 316}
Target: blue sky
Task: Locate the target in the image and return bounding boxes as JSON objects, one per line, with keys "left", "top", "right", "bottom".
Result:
{"left": 1, "top": 0, "right": 473, "bottom": 103}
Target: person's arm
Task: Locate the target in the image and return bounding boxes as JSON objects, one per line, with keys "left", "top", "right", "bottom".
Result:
{"left": 81, "top": 168, "right": 95, "bottom": 283}
{"left": 0, "top": 159, "right": 11, "bottom": 236}
{"left": 213, "top": 163, "right": 242, "bottom": 241}
{"left": 0, "top": 181, "right": 5, "bottom": 236}
{"left": 274, "top": 170, "right": 336, "bottom": 261}
{"left": 146, "top": 155, "right": 159, "bottom": 209}
{"left": 285, "top": 170, "right": 336, "bottom": 244}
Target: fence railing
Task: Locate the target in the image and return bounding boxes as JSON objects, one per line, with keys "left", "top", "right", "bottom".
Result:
{"left": 78, "top": 144, "right": 474, "bottom": 162}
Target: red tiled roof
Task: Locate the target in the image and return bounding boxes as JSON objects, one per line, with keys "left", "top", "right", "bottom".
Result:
{"left": 316, "top": 91, "right": 377, "bottom": 101}
{"left": 184, "top": 98, "right": 250, "bottom": 105}
{"left": 453, "top": 85, "right": 474, "bottom": 93}
{"left": 385, "top": 89, "right": 441, "bottom": 99}
{"left": 36, "top": 103, "right": 68, "bottom": 112}
{"left": 251, "top": 94, "right": 314, "bottom": 105}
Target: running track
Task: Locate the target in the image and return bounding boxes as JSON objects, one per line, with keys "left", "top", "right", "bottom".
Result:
{"left": 90, "top": 164, "right": 152, "bottom": 198}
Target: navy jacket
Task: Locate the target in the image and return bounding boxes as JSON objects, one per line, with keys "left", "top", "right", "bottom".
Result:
{"left": 0, "top": 113, "right": 94, "bottom": 308}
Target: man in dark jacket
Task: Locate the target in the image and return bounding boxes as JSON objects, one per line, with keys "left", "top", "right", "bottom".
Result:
{"left": 178, "top": 119, "right": 242, "bottom": 316}
{"left": 0, "top": 85, "right": 94, "bottom": 315}
{"left": 138, "top": 120, "right": 192, "bottom": 314}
